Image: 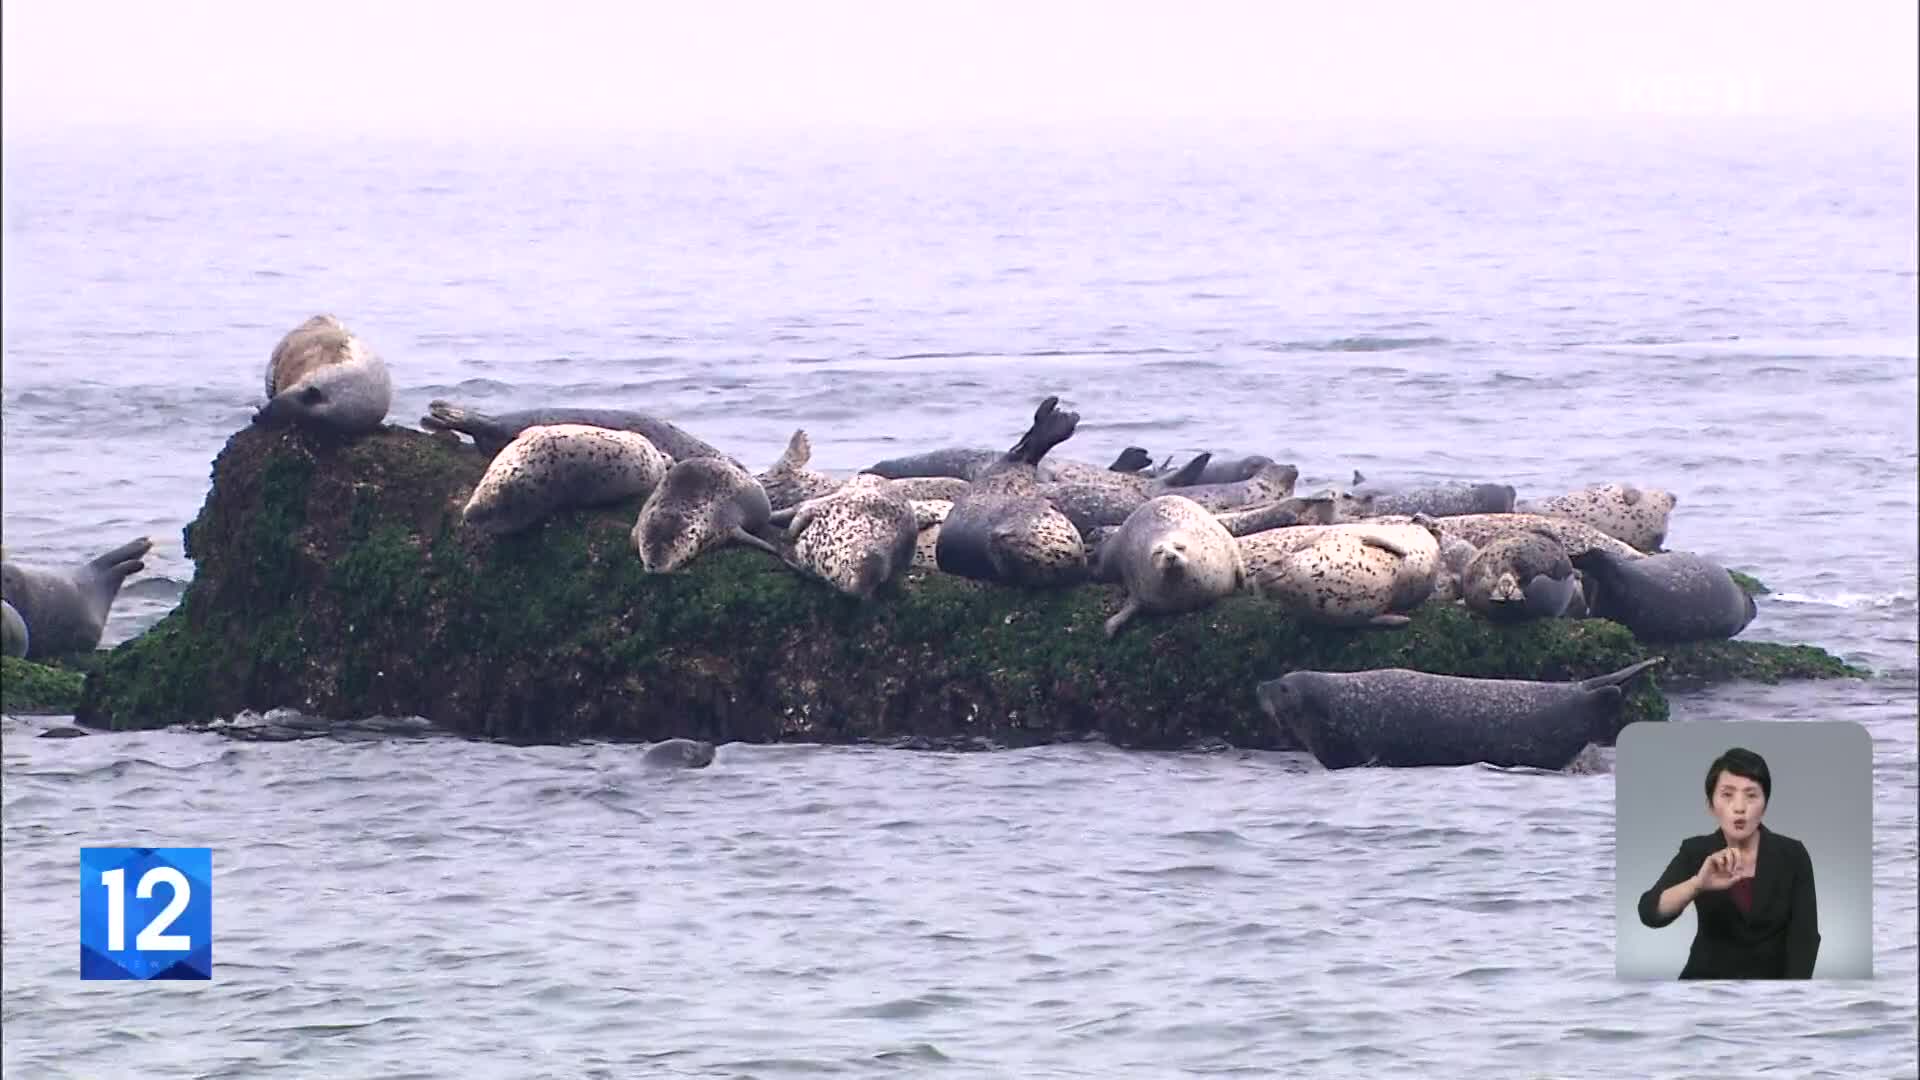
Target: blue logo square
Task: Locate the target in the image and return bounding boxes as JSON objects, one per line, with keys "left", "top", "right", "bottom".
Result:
{"left": 80, "top": 847, "right": 213, "bottom": 980}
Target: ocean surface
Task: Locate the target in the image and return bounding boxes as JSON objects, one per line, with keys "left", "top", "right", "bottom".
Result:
{"left": 3, "top": 118, "right": 1917, "bottom": 1077}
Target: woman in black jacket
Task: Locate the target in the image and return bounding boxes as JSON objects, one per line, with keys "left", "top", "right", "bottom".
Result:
{"left": 1637, "top": 746, "right": 1821, "bottom": 979}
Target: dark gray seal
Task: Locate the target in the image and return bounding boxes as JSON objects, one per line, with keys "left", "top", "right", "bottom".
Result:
{"left": 632, "top": 458, "right": 785, "bottom": 573}
{"left": 1570, "top": 549, "right": 1758, "bottom": 642}
{"left": 1, "top": 538, "right": 152, "bottom": 658}
{"left": 1256, "top": 659, "right": 1665, "bottom": 770}
{"left": 1149, "top": 453, "right": 1277, "bottom": 485}
{"left": 253, "top": 314, "right": 393, "bottom": 434}
{"left": 1037, "top": 454, "right": 1215, "bottom": 536}
{"left": 1349, "top": 471, "right": 1517, "bottom": 518}
{"left": 1461, "top": 529, "right": 1581, "bottom": 622}
{"left": 421, "top": 400, "right": 737, "bottom": 466}
{"left": 642, "top": 738, "right": 715, "bottom": 768}
{"left": 867, "top": 443, "right": 1147, "bottom": 485}
{"left": 934, "top": 396, "right": 1089, "bottom": 587}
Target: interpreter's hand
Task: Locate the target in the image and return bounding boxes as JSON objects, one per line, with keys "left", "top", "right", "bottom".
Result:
{"left": 1694, "top": 846, "right": 1754, "bottom": 892}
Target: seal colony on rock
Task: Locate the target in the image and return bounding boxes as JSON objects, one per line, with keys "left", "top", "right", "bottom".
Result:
{"left": 0, "top": 538, "right": 153, "bottom": 658}
{"left": 254, "top": 314, "right": 392, "bottom": 435}
{"left": 461, "top": 425, "right": 673, "bottom": 536}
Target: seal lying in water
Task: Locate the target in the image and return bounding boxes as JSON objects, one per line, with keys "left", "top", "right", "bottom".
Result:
{"left": 1571, "top": 549, "right": 1757, "bottom": 642}
{"left": 1517, "top": 482, "right": 1676, "bottom": 552}
{"left": 1461, "top": 529, "right": 1581, "bottom": 622}
{"left": 641, "top": 738, "right": 715, "bottom": 769}
{"left": 934, "top": 396, "right": 1090, "bottom": 587}
{"left": 422, "top": 400, "right": 737, "bottom": 466}
{"left": 1347, "top": 471, "right": 1517, "bottom": 518}
{"left": 461, "top": 425, "right": 673, "bottom": 535}
{"left": 1, "top": 537, "right": 153, "bottom": 658}
{"left": 632, "top": 458, "right": 785, "bottom": 573}
{"left": 1256, "top": 658, "right": 1665, "bottom": 770}
{"left": 1099, "top": 495, "right": 1249, "bottom": 637}
{"left": 254, "top": 314, "right": 392, "bottom": 435}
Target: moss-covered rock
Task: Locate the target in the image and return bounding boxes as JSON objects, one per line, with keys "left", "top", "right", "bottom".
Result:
{"left": 74, "top": 424, "right": 1867, "bottom": 749}
{"left": 3, "top": 656, "right": 88, "bottom": 715}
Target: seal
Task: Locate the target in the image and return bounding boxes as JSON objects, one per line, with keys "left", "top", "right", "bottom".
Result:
{"left": 759, "top": 429, "right": 847, "bottom": 513}
{"left": 887, "top": 476, "right": 972, "bottom": 502}
{"left": 1348, "top": 471, "right": 1517, "bottom": 518}
{"left": 1252, "top": 531, "right": 1415, "bottom": 628}
{"left": 1085, "top": 497, "right": 1327, "bottom": 584}
{"left": 1517, "top": 483, "right": 1676, "bottom": 552}
{"left": 1570, "top": 549, "right": 1757, "bottom": 642}
{"left": 632, "top": 457, "right": 785, "bottom": 573}
{"left": 910, "top": 499, "right": 953, "bottom": 569}
{"left": 460, "top": 425, "right": 673, "bottom": 535}
{"left": 0, "top": 537, "right": 153, "bottom": 658}
{"left": 1098, "top": 495, "right": 1248, "bottom": 637}
{"left": 1036, "top": 453, "right": 1215, "bottom": 536}
{"left": 1149, "top": 453, "right": 1277, "bottom": 485}
{"left": 2, "top": 599, "right": 27, "bottom": 658}
{"left": 421, "top": 400, "right": 738, "bottom": 465}
{"left": 1237, "top": 519, "right": 1441, "bottom": 611}
{"left": 1379, "top": 512, "right": 1642, "bottom": 561}
{"left": 1042, "top": 448, "right": 1158, "bottom": 485}
{"left": 865, "top": 447, "right": 1007, "bottom": 483}
{"left": 641, "top": 738, "right": 716, "bottom": 769}
{"left": 935, "top": 396, "right": 1090, "bottom": 587}
{"left": 1155, "top": 463, "right": 1299, "bottom": 514}
{"left": 1256, "top": 658, "right": 1665, "bottom": 770}
{"left": 1428, "top": 534, "right": 1481, "bottom": 603}
{"left": 1461, "top": 529, "right": 1581, "bottom": 622}
{"left": 783, "top": 474, "right": 920, "bottom": 598}
{"left": 253, "top": 314, "right": 393, "bottom": 434}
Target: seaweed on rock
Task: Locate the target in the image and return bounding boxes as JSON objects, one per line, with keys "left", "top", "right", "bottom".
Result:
{"left": 75, "top": 425, "right": 1867, "bottom": 748}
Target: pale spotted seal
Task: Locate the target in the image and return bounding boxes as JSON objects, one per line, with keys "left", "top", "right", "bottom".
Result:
{"left": 642, "top": 738, "right": 716, "bottom": 769}
{"left": 1099, "top": 495, "right": 1248, "bottom": 637}
{"left": 759, "top": 429, "right": 847, "bottom": 513}
{"left": 1084, "top": 497, "right": 1326, "bottom": 584}
{"left": 632, "top": 458, "right": 785, "bottom": 573}
{"left": 1348, "top": 471, "right": 1517, "bottom": 518}
{"left": 1570, "top": 549, "right": 1757, "bottom": 642}
{"left": 909, "top": 499, "right": 953, "bottom": 569}
{"left": 461, "top": 425, "right": 673, "bottom": 536}
{"left": 1237, "top": 519, "right": 1441, "bottom": 612}
{"left": 1517, "top": 483, "right": 1676, "bottom": 552}
{"left": 1461, "top": 529, "right": 1581, "bottom": 622}
{"left": 1429, "top": 534, "right": 1481, "bottom": 603}
{"left": 1253, "top": 531, "right": 1415, "bottom": 629}
{"left": 2, "top": 599, "right": 27, "bottom": 658}
{"left": 253, "top": 314, "right": 392, "bottom": 434}
{"left": 934, "top": 396, "right": 1090, "bottom": 587}
{"left": 1256, "top": 658, "right": 1665, "bottom": 770}
{"left": 422, "top": 400, "right": 737, "bottom": 465}
{"left": 1377, "top": 512, "right": 1642, "bottom": 561}
{"left": 783, "top": 474, "right": 920, "bottom": 599}
{"left": 1, "top": 537, "right": 152, "bottom": 658}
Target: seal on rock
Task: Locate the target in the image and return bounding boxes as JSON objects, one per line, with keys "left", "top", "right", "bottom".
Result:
{"left": 1570, "top": 549, "right": 1757, "bottom": 642}
{"left": 1036, "top": 453, "right": 1214, "bottom": 536}
{"left": 1157, "top": 463, "right": 1299, "bottom": 514}
{"left": 1429, "top": 534, "right": 1481, "bottom": 603}
{"left": 254, "top": 314, "right": 392, "bottom": 434}
{"left": 886, "top": 476, "right": 972, "bottom": 502}
{"left": 1255, "top": 659, "right": 1665, "bottom": 770}
{"left": 1099, "top": 495, "right": 1248, "bottom": 637}
{"left": 422, "top": 400, "right": 737, "bottom": 465}
{"left": 642, "top": 738, "right": 716, "bottom": 769}
{"left": 1042, "top": 447, "right": 1158, "bottom": 485}
{"left": 461, "top": 425, "right": 673, "bottom": 535}
{"left": 2, "top": 599, "right": 27, "bottom": 658}
{"left": 1348, "top": 471, "right": 1517, "bottom": 518}
{"left": 632, "top": 458, "right": 785, "bottom": 573}
{"left": 1149, "top": 453, "right": 1277, "bottom": 486}
{"left": 935, "top": 396, "right": 1090, "bottom": 587}
{"left": 783, "top": 475, "right": 920, "bottom": 599}
{"left": 759, "top": 429, "right": 846, "bottom": 513}
{"left": 1379, "top": 512, "right": 1642, "bottom": 561}
{"left": 910, "top": 499, "right": 953, "bottom": 569}
{"left": 1, "top": 537, "right": 153, "bottom": 658}
{"left": 1237, "top": 519, "right": 1442, "bottom": 612}
{"left": 1517, "top": 483, "right": 1676, "bottom": 552}
{"left": 1461, "top": 529, "right": 1581, "bottom": 622}
{"left": 1252, "top": 531, "right": 1415, "bottom": 628}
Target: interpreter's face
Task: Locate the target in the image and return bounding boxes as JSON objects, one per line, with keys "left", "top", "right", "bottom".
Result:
{"left": 1710, "top": 773, "right": 1767, "bottom": 843}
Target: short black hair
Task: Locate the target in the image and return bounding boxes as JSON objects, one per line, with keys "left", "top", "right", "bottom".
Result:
{"left": 1705, "top": 747, "right": 1772, "bottom": 804}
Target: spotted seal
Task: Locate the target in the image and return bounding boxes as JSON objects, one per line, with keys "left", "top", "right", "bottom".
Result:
{"left": 782, "top": 475, "right": 920, "bottom": 598}
{"left": 253, "top": 314, "right": 392, "bottom": 434}
{"left": 909, "top": 499, "right": 953, "bottom": 569}
{"left": 1158, "top": 463, "right": 1299, "bottom": 514}
{"left": 1255, "top": 658, "right": 1665, "bottom": 770}
{"left": 422, "top": 400, "right": 737, "bottom": 465}
{"left": 1429, "top": 534, "right": 1481, "bottom": 603}
{"left": 1570, "top": 549, "right": 1757, "bottom": 642}
{"left": 1, "top": 537, "right": 152, "bottom": 658}
{"left": 1238, "top": 519, "right": 1441, "bottom": 611}
{"left": 1085, "top": 497, "right": 1328, "bottom": 583}
{"left": 1038, "top": 454, "right": 1216, "bottom": 536}
{"left": 641, "top": 738, "right": 716, "bottom": 769}
{"left": 2, "top": 599, "right": 27, "bottom": 658}
{"left": 632, "top": 458, "right": 784, "bottom": 573}
{"left": 1098, "top": 495, "right": 1248, "bottom": 637}
{"left": 461, "top": 425, "right": 673, "bottom": 535}
{"left": 1517, "top": 483, "right": 1676, "bottom": 552}
{"left": 1253, "top": 531, "right": 1416, "bottom": 628}
{"left": 1461, "top": 529, "right": 1581, "bottom": 621}
{"left": 1348, "top": 471, "right": 1517, "bottom": 518}
{"left": 934, "top": 396, "right": 1089, "bottom": 587}
{"left": 759, "top": 429, "right": 847, "bottom": 513}
{"left": 1376, "top": 512, "right": 1642, "bottom": 561}
{"left": 1040, "top": 447, "right": 1157, "bottom": 485}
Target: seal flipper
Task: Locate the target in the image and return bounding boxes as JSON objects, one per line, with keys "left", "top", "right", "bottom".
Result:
{"left": 1108, "top": 447, "right": 1152, "bottom": 473}
{"left": 1004, "top": 396, "right": 1081, "bottom": 467}
{"left": 86, "top": 537, "right": 154, "bottom": 575}
{"left": 1521, "top": 573, "right": 1581, "bottom": 618}
{"left": 1214, "top": 500, "right": 1308, "bottom": 537}
{"left": 1576, "top": 657, "right": 1665, "bottom": 693}
{"left": 1359, "top": 534, "right": 1410, "bottom": 560}
{"left": 730, "top": 527, "right": 789, "bottom": 560}
{"left": 1103, "top": 597, "right": 1142, "bottom": 638}
{"left": 1364, "top": 613, "right": 1412, "bottom": 628}
{"left": 1158, "top": 453, "right": 1213, "bottom": 489}
{"left": 775, "top": 429, "right": 813, "bottom": 470}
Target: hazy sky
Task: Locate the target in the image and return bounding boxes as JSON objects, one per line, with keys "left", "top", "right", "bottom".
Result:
{"left": 3, "top": 1, "right": 1915, "bottom": 139}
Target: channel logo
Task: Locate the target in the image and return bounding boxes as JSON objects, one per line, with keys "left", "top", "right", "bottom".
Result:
{"left": 79, "top": 847, "right": 213, "bottom": 980}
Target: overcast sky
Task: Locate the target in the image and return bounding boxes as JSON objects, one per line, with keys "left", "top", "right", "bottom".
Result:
{"left": 3, "top": 1, "right": 1915, "bottom": 140}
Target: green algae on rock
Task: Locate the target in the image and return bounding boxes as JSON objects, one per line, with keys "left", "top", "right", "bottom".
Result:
{"left": 3, "top": 656, "right": 87, "bottom": 715}
{"left": 75, "top": 424, "right": 1866, "bottom": 748}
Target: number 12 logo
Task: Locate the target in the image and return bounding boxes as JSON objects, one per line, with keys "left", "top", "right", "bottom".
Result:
{"left": 80, "top": 848, "right": 213, "bottom": 980}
